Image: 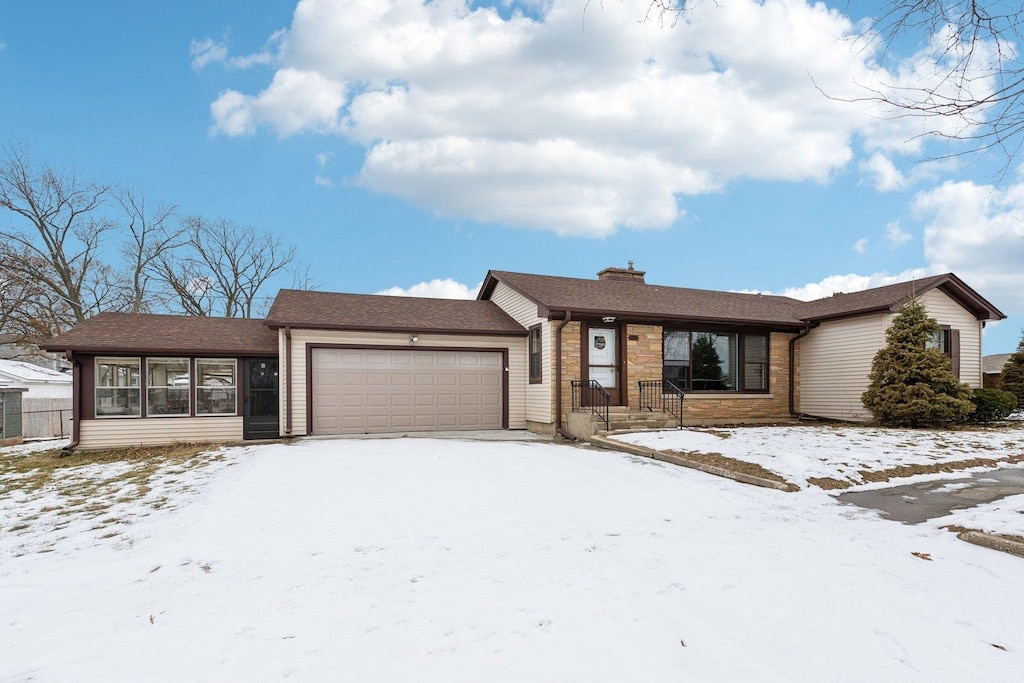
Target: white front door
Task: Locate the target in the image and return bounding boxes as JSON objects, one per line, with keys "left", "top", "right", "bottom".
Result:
{"left": 588, "top": 327, "right": 618, "bottom": 399}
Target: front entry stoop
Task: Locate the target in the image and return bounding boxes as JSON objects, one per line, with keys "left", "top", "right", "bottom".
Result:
{"left": 565, "top": 406, "right": 680, "bottom": 440}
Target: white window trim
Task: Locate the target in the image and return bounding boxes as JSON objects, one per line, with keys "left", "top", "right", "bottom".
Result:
{"left": 145, "top": 357, "right": 192, "bottom": 418}
{"left": 195, "top": 358, "right": 238, "bottom": 416}
{"left": 95, "top": 356, "right": 142, "bottom": 419}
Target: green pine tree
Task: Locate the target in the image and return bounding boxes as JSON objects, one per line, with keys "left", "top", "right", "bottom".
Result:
{"left": 862, "top": 299, "right": 975, "bottom": 426}
{"left": 692, "top": 333, "right": 726, "bottom": 390}
{"left": 1000, "top": 330, "right": 1024, "bottom": 407}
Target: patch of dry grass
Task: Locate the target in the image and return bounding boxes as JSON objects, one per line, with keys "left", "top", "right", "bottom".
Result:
{"left": 0, "top": 443, "right": 220, "bottom": 497}
{"left": 1, "top": 443, "right": 228, "bottom": 541}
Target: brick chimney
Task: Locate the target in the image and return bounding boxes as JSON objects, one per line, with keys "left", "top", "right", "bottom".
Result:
{"left": 597, "top": 261, "right": 645, "bottom": 283}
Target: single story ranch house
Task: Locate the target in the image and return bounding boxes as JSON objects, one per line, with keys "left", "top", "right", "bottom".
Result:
{"left": 42, "top": 265, "right": 1005, "bottom": 450}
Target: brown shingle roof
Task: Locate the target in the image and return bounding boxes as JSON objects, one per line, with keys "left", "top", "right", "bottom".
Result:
{"left": 40, "top": 313, "right": 279, "bottom": 355}
{"left": 796, "top": 273, "right": 1004, "bottom": 321}
{"left": 265, "top": 289, "right": 526, "bottom": 336}
{"left": 794, "top": 274, "right": 945, "bottom": 321}
{"left": 483, "top": 271, "right": 806, "bottom": 326}
{"left": 483, "top": 270, "right": 1006, "bottom": 326}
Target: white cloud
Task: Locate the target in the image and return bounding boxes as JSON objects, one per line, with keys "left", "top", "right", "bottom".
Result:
{"left": 190, "top": 38, "right": 229, "bottom": 71}
{"left": 190, "top": 29, "right": 285, "bottom": 71}
{"left": 852, "top": 237, "right": 868, "bottom": 255}
{"left": 211, "top": 68, "right": 346, "bottom": 137}
{"left": 315, "top": 151, "right": 333, "bottom": 168}
{"left": 314, "top": 175, "right": 332, "bottom": 188}
{"left": 885, "top": 221, "right": 912, "bottom": 249}
{"left": 859, "top": 153, "right": 905, "bottom": 192}
{"left": 205, "top": 0, "right": 994, "bottom": 235}
{"left": 376, "top": 278, "right": 481, "bottom": 299}
{"left": 913, "top": 179, "right": 1024, "bottom": 315}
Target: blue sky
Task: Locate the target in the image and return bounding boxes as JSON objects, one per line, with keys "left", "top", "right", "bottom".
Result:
{"left": 1, "top": 0, "right": 1022, "bottom": 352}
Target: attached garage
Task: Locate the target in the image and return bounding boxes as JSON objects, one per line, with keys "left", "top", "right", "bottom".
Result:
{"left": 311, "top": 347, "right": 505, "bottom": 434}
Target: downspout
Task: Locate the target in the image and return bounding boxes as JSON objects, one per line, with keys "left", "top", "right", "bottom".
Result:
{"left": 284, "top": 326, "right": 293, "bottom": 437}
{"left": 555, "top": 311, "right": 574, "bottom": 440}
{"left": 788, "top": 324, "right": 813, "bottom": 418}
{"left": 66, "top": 352, "right": 81, "bottom": 452}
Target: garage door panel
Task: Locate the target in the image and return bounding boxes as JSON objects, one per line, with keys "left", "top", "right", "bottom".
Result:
{"left": 312, "top": 348, "right": 504, "bottom": 435}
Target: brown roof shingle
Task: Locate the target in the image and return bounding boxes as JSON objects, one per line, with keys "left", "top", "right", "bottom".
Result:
{"left": 265, "top": 289, "right": 526, "bottom": 336}
{"left": 483, "top": 270, "right": 1005, "bottom": 326}
{"left": 483, "top": 271, "right": 806, "bottom": 326}
{"left": 40, "top": 313, "right": 279, "bottom": 355}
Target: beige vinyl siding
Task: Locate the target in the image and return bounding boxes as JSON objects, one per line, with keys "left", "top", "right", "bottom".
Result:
{"left": 917, "top": 289, "right": 983, "bottom": 387}
{"left": 286, "top": 329, "right": 527, "bottom": 436}
{"left": 487, "top": 282, "right": 552, "bottom": 424}
{"left": 799, "top": 289, "right": 986, "bottom": 421}
{"left": 79, "top": 416, "right": 243, "bottom": 450}
{"left": 798, "top": 314, "right": 887, "bottom": 421}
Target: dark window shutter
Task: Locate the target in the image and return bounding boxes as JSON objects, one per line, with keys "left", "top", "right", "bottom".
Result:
{"left": 950, "top": 329, "right": 961, "bottom": 379}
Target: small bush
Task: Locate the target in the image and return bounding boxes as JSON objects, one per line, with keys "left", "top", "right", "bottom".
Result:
{"left": 965, "top": 388, "right": 1018, "bottom": 423}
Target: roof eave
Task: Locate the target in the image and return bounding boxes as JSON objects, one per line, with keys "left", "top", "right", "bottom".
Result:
{"left": 544, "top": 307, "right": 804, "bottom": 330}
{"left": 263, "top": 322, "right": 528, "bottom": 337}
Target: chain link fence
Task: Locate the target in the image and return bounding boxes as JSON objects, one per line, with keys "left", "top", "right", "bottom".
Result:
{"left": 22, "top": 408, "right": 72, "bottom": 439}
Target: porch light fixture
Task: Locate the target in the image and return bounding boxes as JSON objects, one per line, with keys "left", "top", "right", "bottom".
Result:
{"left": 602, "top": 316, "right": 616, "bottom": 324}
{"left": 409, "top": 335, "right": 419, "bottom": 345}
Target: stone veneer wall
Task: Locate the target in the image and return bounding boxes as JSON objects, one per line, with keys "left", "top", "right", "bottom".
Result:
{"left": 553, "top": 321, "right": 581, "bottom": 428}
{"left": 626, "top": 324, "right": 662, "bottom": 406}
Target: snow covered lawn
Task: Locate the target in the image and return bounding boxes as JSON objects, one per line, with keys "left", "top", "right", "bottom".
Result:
{"left": 930, "top": 493, "right": 1024, "bottom": 540}
{"left": 615, "top": 424, "right": 1024, "bottom": 490}
{"left": 2, "top": 438, "right": 1023, "bottom": 681}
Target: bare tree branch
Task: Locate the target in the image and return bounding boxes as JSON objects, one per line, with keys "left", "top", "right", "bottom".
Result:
{"left": 0, "top": 143, "right": 115, "bottom": 331}
{"left": 154, "top": 216, "right": 297, "bottom": 318}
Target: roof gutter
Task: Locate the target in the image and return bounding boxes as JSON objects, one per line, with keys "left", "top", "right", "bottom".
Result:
{"left": 554, "top": 311, "right": 575, "bottom": 440}
{"left": 65, "top": 352, "right": 81, "bottom": 453}
{"left": 788, "top": 324, "right": 814, "bottom": 418}
{"left": 284, "top": 326, "right": 293, "bottom": 437}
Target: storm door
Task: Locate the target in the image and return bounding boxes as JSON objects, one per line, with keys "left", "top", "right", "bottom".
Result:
{"left": 243, "top": 357, "right": 279, "bottom": 440}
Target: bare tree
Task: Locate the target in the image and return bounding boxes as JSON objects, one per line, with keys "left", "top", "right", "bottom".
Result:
{"left": 153, "top": 216, "right": 297, "bottom": 318}
{"left": 0, "top": 144, "right": 117, "bottom": 334}
{"left": 116, "top": 188, "right": 182, "bottom": 313}
{"left": 857, "top": 1, "right": 1024, "bottom": 162}
{"left": 640, "top": 1, "right": 1024, "bottom": 164}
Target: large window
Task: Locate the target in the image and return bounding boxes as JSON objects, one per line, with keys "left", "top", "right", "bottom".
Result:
{"left": 196, "top": 359, "right": 237, "bottom": 415}
{"left": 147, "top": 358, "right": 190, "bottom": 416}
{"left": 96, "top": 357, "right": 141, "bottom": 417}
{"left": 664, "top": 331, "right": 769, "bottom": 392}
{"left": 529, "top": 325, "right": 543, "bottom": 383}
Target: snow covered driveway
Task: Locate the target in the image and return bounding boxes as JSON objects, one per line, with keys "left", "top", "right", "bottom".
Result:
{"left": 2, "top": 439, "right": 1022, "bottom": 681}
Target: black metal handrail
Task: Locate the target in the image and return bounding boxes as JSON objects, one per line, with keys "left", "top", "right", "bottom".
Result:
{"left": 637, "top": 379, "right": 684, "bottom": 429}
{"left": 570, "top": 379, "right": 610, "bottom": 431}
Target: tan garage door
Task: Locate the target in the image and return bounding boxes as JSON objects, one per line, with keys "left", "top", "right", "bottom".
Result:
{"left": 311, "top": 348, "right": 504, "bottom": 434}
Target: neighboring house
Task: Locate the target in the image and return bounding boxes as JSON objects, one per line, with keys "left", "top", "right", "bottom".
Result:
{"left": 0, "top": 359, "right": 73, "bottom": 439}
{"left": 0, "top": 359, "right": 73, "bottom": 400}
{"left": 0, "top": 334, "right": 72, "bottom": 372}
{"left": 42, "top": 266, "right": 1005, "bottom": 450}
{"left": 983, "top": 353, "right": 1013, "bottom": 389}
{"left": 0, "top": 386, "right": 27, "bottom": 445}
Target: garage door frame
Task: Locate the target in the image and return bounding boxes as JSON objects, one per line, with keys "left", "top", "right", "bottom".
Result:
{"left": 305, "top": 343, "right": 510, "bottom": 434}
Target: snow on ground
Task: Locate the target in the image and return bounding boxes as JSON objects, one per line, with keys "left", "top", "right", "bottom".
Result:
{"left": 615, "top": 424, "right": 1024, "bottom": 488}
{"left": 2, "top": 438, "right": 1023, "bottom": 681}
{"left": 1, "top": 437, "right": 69, "bottom": 456}
{"left": 930, "top": 494, "right": 1024, "bottom": 539}
{"left": 0, "top": 441, "right": 242, "bottom": 558}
